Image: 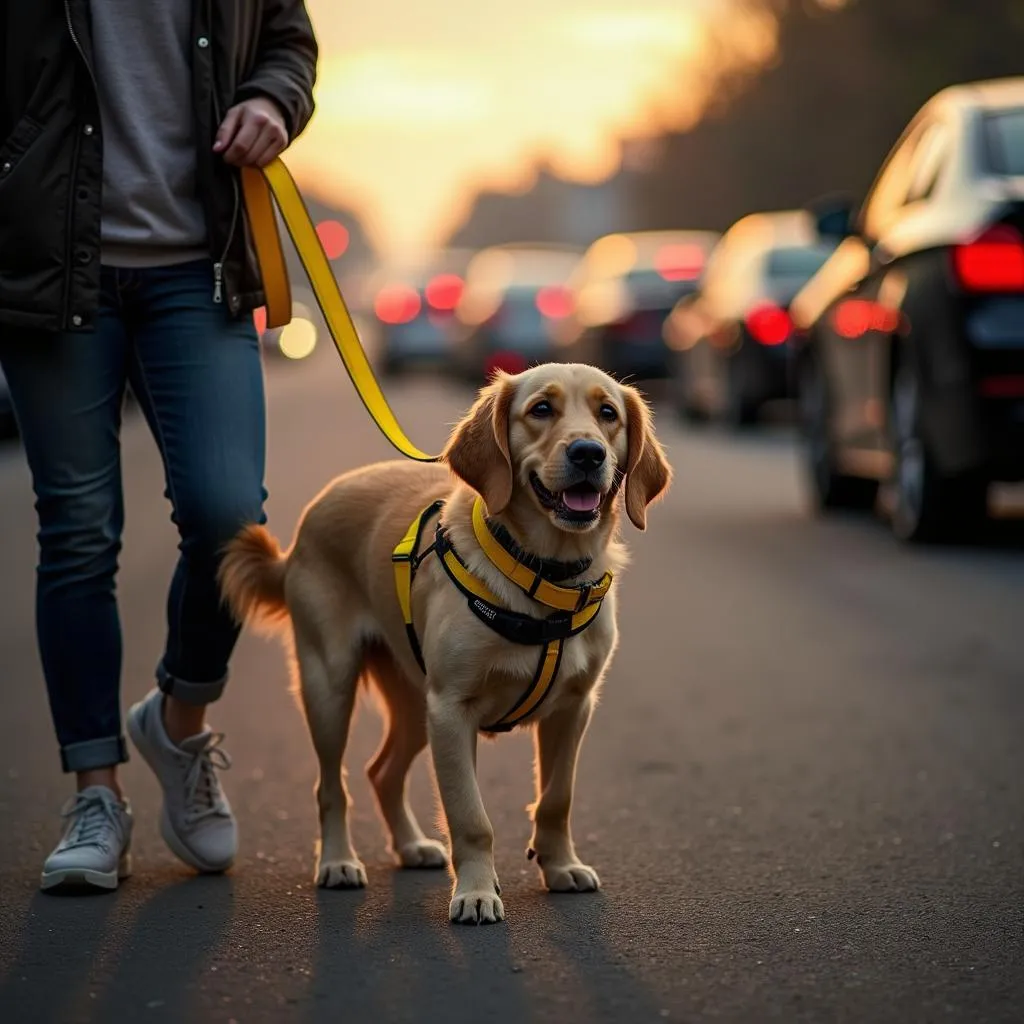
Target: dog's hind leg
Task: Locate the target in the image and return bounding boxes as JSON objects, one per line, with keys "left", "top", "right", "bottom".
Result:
{"left": 364, "top": 646, "right": 448, "bottom": 870}
{"left": 291, "top": 585, "right": 367, "bottom": 889}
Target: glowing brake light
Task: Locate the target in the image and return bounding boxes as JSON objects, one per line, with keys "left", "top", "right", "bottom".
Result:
{"left": 655, "top": 243, "right": 705, "bottom": 282}
{"left": 952, "top": 224, "right": 1024, "bottom": 292}
{"left": 536, "top": 286, "right": 574, "bottom": 320}
{"left": 833, "top": 299, "right": 901, "bottom": 339}
{"left": 374, "top": 284, "right": 421, "bottom": 325}
{"left": 425, "top": 274, "right": 464, "bottom": 312}
{"left": 745, "top": 303, "right": 792, "bottom": 346}
{"left": 315, "top": 220, "right": 349, "bottom": 261}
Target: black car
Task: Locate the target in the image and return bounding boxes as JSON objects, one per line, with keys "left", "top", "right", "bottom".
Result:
{"left": 791, "top": 77, "right": 1024, "bottom": 543}
{"left": 370, "top": 249, "right": 475, "bottom": 377}
{"left": 0, "top": 363, "right": 17, "bottom": 440}
{"left": 553, "top": 230, "right": 719, "bottom": 383}
{"left": 449, "top": 244, "right": 581, "bottom": 385}
{"left": 665, "top": 212, "right": 835, "bottom": 427}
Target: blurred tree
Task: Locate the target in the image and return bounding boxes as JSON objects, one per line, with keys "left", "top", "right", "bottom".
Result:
{"left": 632, "top": 0, "right": 1024, "bottom": 230}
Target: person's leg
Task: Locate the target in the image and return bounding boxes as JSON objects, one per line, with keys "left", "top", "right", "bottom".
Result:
{"left": 123, "top": 258, "right": 267, "bottom": 873}
{"left": 0, "top": 271, "right": 134, "bottom": 890}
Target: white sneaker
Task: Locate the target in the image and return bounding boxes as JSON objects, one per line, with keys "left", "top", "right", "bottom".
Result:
{"left": 127, "top": 689, "right": 237, "bottom": 873}
{"left": 40, "top": 785, "right": 133, "bottom": 892}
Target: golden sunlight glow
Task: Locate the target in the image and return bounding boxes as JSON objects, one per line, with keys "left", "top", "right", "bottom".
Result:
{"left": 289, "top": 1, "right": 779, "bottom": 257}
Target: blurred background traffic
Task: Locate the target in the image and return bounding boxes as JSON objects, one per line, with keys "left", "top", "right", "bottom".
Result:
{"left": 4, "top": 0, "right": 1024, "bottom": 547}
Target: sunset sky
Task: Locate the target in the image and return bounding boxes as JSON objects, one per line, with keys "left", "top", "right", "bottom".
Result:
{"left": 288, "top": 1, "right": 780, "bottom": 257}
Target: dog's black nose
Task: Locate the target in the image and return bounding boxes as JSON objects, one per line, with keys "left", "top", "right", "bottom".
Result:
{"left": 566, "top": 439, "right": 606, "bottom": 471}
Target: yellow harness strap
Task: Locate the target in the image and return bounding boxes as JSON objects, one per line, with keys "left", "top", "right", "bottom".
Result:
{"left": 470, "top": 498, "right": 612, "bottom": 612}
{"left": 391, "top": 502, "right": 611, "bottom": 733}
{"left": 240, "top": 160, "right": 438, "bottom": 463}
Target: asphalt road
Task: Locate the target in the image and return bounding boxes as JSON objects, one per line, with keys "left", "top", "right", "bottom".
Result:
{"left": 1, "top": 344, "right": 1022, "bottom": 1024}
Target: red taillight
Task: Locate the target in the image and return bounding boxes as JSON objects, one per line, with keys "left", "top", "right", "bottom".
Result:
{"left": 536, "top": 286, "right": 574, "bottom": 320}
{"left": 952, "top": 224, "right": 1024, "bottom": 292}
{"left": 425, "top": 274, "right": 463, "bottom": 312}
{"left": 315, "top": 220, "right": 349, "bottom": 261}
{"left": 485, "top": 351, "right": 527, "bottom": 379}
{"left": 374, "top": 284, "right": 421, "bottom": 325}
{"left": 655, "top": 243, "right": 704, "bottom": 282}
{"left": 745, "top": 303, "right": 792, "bottom": 346}
{"left": 832, "top": 299, "right": 901, "bottom": 339}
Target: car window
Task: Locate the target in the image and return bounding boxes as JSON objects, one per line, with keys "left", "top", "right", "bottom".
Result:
{"left": 904, "top": 121, "right": 950, "bottom": 203}
{"left": 765, "top": 246, "right": 832, "bottom": 280}
{"left": 861, "top": 120, "right": 930, "bottom": 239}
{"left": 982, "top": 108, "right": 1024, "bottom": 175}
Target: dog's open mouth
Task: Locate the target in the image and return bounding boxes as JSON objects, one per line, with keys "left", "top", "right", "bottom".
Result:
{"left": 530, "top": 473, "right": 604, "bottom": 524}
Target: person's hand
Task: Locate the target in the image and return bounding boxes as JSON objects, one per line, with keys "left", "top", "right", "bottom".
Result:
{"left": 213, "top": 97, "right": 289, "bottom": 168}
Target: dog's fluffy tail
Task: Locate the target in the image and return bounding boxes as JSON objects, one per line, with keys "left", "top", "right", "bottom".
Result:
{"left": 218, "top": 525, "right": 290, "bottom": 634}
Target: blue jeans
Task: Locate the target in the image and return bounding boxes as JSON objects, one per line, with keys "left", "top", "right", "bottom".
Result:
{"left": 0, "top": 261, "right": 267, "bottom": 773}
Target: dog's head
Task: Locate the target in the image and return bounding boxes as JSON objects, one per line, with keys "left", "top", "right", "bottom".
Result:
{"left": 443, "top": 363, "right": 671, "bottom": 533}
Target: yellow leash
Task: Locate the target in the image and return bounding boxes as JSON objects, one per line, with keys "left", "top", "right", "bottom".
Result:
{"left": 240, "top": 158, "right": 439, "bottom": 462}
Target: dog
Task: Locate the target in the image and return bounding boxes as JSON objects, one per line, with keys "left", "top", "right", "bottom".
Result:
{"left": 218, "top": 362, "right": 671, "bottom": 924}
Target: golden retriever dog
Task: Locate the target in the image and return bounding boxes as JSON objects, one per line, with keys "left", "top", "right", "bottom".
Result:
{"left": 218, "top": 363, "right": 671, "bottom": 924}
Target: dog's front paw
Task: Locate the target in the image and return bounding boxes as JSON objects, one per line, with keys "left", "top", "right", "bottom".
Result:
{"left": 449, "top": 888, "right": 505, "bottom": 925}
{"left": 536, "top": 856, "right": 601, "bottom": 893}
{"left": 398, "top": 839, "right": 449, "bottom": 870}
{"left": 315, "top": 857, "right": 368, "bottom": 889}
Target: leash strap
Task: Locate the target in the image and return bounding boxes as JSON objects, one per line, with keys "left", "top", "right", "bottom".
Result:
{"left": 241, "top": 159, "right": 439, "bottom": 463}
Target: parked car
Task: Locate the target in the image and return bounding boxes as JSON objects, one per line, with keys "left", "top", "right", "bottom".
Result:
{"left": 449, "top": 243, "right": 582, "bottom": 384}
{"left": 791, "top": 76, "right": 1024, "bottom": 543}
{"left": 368, "top": 249, "right": 476, "bottom": 377}
{"left": 665, "top": 211, "right": 835, "bottom": 427}
{"left": 0, "top": 363, "right": 17, "bottom": 439}
{"left": 553, "top": 230, "right": 719, "bottom": 383}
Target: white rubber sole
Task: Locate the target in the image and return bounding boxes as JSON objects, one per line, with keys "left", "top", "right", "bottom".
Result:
{"left": 127, "top": 702, "right": 235, "bottom": 875}
{"left": 40, "top": 850, "right": 132, "bottom": 892}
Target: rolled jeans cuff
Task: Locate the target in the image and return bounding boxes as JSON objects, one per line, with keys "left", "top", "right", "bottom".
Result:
{"left": 60, "top": 736, "right": 129, "bottom": 773}
{"left": 156, "top": 661, "right": 227, "bottom": 706}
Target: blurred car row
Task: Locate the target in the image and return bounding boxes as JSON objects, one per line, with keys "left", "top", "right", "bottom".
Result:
{"left": 361, "top": 75, "right": 1024, "bottom": 545}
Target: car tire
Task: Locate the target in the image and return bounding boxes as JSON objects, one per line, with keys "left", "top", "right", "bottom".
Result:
{"left": 723, "top": 358, "right": 759, "bottom": 430}
{"left": 888, "top": 364, "right": 988, "bottom": 544}
{"left": 669, "top": 353, "right": 708, "bottom": 425}
{"left": 799, "top": 351, "right": 879, "bottom": 512}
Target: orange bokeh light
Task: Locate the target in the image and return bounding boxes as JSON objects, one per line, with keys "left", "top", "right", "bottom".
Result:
{"left": 253, "top": 306, "right": 268, "bottom": 335}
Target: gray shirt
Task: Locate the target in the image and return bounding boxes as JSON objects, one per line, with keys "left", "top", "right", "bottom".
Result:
{"left": 90, "top": 0, "right": 210, "bottom": 267}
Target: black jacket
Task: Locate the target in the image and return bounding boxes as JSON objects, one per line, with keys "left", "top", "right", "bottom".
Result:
{"left": 0, "top": 0, "right": 318, "bottom": 333}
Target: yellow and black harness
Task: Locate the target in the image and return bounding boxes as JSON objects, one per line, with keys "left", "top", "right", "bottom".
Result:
{"left": 392, "top": 497, "right": 613, "bottom": 733}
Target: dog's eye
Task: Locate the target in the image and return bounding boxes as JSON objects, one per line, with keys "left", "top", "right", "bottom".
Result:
{"left": 598, "top": 403, "right": 618, "bottom": 422}
{"left": 528, "top": 400, "right": 554, "bottom": 419}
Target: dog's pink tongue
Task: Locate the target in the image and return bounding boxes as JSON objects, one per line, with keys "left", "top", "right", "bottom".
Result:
{"left": 562, "top": 488, "right": 601, "bottom": 512}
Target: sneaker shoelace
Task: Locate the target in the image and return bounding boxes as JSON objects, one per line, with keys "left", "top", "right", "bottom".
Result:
{"left": 182, "top": 732, "right": 232, "bottom": 823}
{"left": 60, "top": 791, "right": 122, "bottom": 853}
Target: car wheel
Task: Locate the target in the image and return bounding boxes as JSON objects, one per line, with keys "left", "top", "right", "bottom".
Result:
{"left": 669, "top": 352, "right": 708, "bottom": 425}
{"left": 799, "top": 352, "right": 878, "bottom": 512}
{"left": 888, "top": 365, "right": 988, "bottom": 544}
{"left": 723, "top": 359, "right": 758, "bottom": 430}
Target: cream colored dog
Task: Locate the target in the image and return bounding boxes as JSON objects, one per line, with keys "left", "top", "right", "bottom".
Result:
{"left": 218, "top": 363, "right": 671, "bottom": 924}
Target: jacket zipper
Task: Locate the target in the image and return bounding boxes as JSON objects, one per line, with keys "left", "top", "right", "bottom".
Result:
{"left": 206, "top": 8, "right": 240, "bottom": 306}
{"left": 64, "top": 0, "right": 100, "bottom": 328}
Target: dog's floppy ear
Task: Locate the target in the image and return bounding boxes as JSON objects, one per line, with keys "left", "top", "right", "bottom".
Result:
{"left": 621, "top": 385, "right": 672, "bottom": 530}
{"left": 443, "top": 372, "right": 517, "bottom": 514}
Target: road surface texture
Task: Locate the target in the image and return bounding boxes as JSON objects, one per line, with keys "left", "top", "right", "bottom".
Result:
{"left": 1, "top": 345, "right": 1022, "bottom": 1024}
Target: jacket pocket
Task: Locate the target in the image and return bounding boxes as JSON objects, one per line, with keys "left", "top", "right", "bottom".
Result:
{"left": 0, "top": 115, "right": 45, "bottom": 178}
